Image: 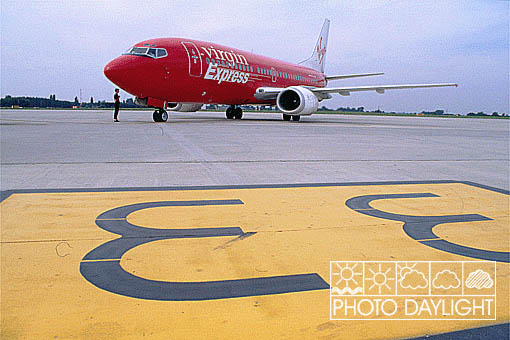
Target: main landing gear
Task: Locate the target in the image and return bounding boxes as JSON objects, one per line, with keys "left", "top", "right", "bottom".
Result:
{"left": 226, "top": 105, "right": 243, "bottom": 120}
{"left": 283, "top": 114, "right": 300, "bottom": 121}
{"left": 153, "top": 109, "right": 168, "bottom": 122}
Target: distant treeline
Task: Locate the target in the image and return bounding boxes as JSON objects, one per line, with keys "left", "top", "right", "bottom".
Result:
{"left": 318, "top": 106, "right": 506, "bottom": 117}
{"left": 466, "top": 111, "right": 504, "bottom": 117}
{"left": 0, "top": 95, "right": 141, "bottom": 109}
{"left": 319, "top": 106, "right": 366, "bottom": 112}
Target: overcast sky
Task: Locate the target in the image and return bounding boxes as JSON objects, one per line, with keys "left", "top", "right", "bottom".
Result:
{"left": 1, "top": 0, "right": 508, "bottom": 114}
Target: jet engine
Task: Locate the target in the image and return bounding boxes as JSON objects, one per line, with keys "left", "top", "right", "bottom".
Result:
{"left": 276, "top": 86, "right": 318, "bottom": 116}
{"left": 167, "top": 103, "right": 203, "bottom": 112}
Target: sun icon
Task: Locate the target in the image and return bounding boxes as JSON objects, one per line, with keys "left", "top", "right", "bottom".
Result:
{"left": 365, "top": 263, "right": 394, "bottom": 294}
{"left": 332, "top": 262, "right": 363, "bottom": 288}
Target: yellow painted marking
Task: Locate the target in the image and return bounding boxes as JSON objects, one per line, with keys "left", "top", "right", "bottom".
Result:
{"left": 1, "top": 183, "right": 508, "bottom": 339}
{"left": 434, "top": 217, "right": 510, "bottom": 252}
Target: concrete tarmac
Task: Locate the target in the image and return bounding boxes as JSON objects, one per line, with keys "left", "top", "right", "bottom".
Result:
{"left": 1, "top": 109, "right": 509, "bottom": 339}
{"left": 1, "top": 109, "right": 509, "bottom": 190}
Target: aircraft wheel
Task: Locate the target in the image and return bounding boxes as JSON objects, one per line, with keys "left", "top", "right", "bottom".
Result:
{"left": 153, "top": 109, "right": 168, "bottom": 122}
{"left": 160, "top": 110, "right": 168, "bottom": 122}
{"left": 226, "top": 107, "right": 234, "bottom": 119}
{"left": 153, "top": 110, "right": 162, "bottom": 122}
{"left": 234, "top": 107, "right": 243, "bottom": 119}
{"left": 292, "top": 115, "right": 301, "bottom": 121}
{"left": 283, "top": 114, "right": 291, "bottom": 121}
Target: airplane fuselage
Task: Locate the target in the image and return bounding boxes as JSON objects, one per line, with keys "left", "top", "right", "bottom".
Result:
{"left": 104, "top": 38, "right": 326, "bottom": 108}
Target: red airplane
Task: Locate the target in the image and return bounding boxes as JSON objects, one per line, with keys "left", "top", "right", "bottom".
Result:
{"left": 104, "top": 19, "right": 457, "bottom": 122}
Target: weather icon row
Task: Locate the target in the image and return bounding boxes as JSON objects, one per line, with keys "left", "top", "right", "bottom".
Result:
{"left": 330, "top": 261, "right": 496, "bottom": 296}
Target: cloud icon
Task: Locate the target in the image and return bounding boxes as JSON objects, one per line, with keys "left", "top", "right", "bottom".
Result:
{"left": 432, "top": 269, "right": 460, "bottom": 289}
{"left": 465, "top": 269, "right": 494, "bottom": 289}
{"left": 400, "top": 269, "right": 428, "bottom": 289}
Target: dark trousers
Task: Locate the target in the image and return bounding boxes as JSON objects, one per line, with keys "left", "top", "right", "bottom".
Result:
{"left": 114, "top": 104, "right": 120, "bottom": 120}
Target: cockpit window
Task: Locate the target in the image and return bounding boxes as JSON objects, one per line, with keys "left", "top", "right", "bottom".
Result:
{"left": 156, "top": 49, "right": 167, "bottom": 58}
{"left": 123, "top": 47, "right": 168, "bottom": 59}
{"left": 147, "top": 48, "right": 157, "bottom": 58}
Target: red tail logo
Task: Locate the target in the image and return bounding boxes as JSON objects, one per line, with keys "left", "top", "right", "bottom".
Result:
{"left": 316, "top": 37, "right": 326, "bottom": 64}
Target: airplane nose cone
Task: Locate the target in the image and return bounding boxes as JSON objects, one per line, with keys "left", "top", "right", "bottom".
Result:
{"left": 104, "top": 57, "right": 127, "bottom": 85}
{"left": 104, "top": 55, "right": 149, "bottom": 96}
{"left": 103, "top": 54, "right": 156, "bottom": 98}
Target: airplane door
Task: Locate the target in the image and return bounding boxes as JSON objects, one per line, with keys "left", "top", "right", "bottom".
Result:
{"left": 181, "top": 42, "right": 203, "bottom": 77}
{"left": 271, "top": 67, "right": 277, "bottom": 82}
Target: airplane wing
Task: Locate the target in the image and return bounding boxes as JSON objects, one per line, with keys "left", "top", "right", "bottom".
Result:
{"left": 325, "top": 72, "right": 384, "bottom": 81}
{"left": 311, "top": 83, "right": 458, "bottom": 96}
{"left": 254, "top": 83, "right": 458, "bottom": 101}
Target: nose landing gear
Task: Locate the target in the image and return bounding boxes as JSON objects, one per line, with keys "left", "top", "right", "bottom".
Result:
{"left": 153, "top": 109, "right": 168, "bottom": 122}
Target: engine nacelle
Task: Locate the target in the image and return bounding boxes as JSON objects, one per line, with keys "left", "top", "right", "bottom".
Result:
{"left": 167, "top": 103, "right": 203, "bottom": 112}
{"left": 276, "top": 86, "right": 318, "bottom": 116}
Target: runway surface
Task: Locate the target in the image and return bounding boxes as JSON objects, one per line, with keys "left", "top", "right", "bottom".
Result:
{"left": 1, "top": 109, "right": 509, "bottom": 339}
{"left": 1, "top": 109, "right": 508, "bottom": 190}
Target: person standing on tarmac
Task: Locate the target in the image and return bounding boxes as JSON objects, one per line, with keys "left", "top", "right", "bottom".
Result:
{"left": 113, "top": 88, "right": 120, "bottom": 122}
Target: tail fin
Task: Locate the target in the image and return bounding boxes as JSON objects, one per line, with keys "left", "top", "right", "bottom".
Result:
{"left": 299, "top": 19, "right": 330, "bottom": 73}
